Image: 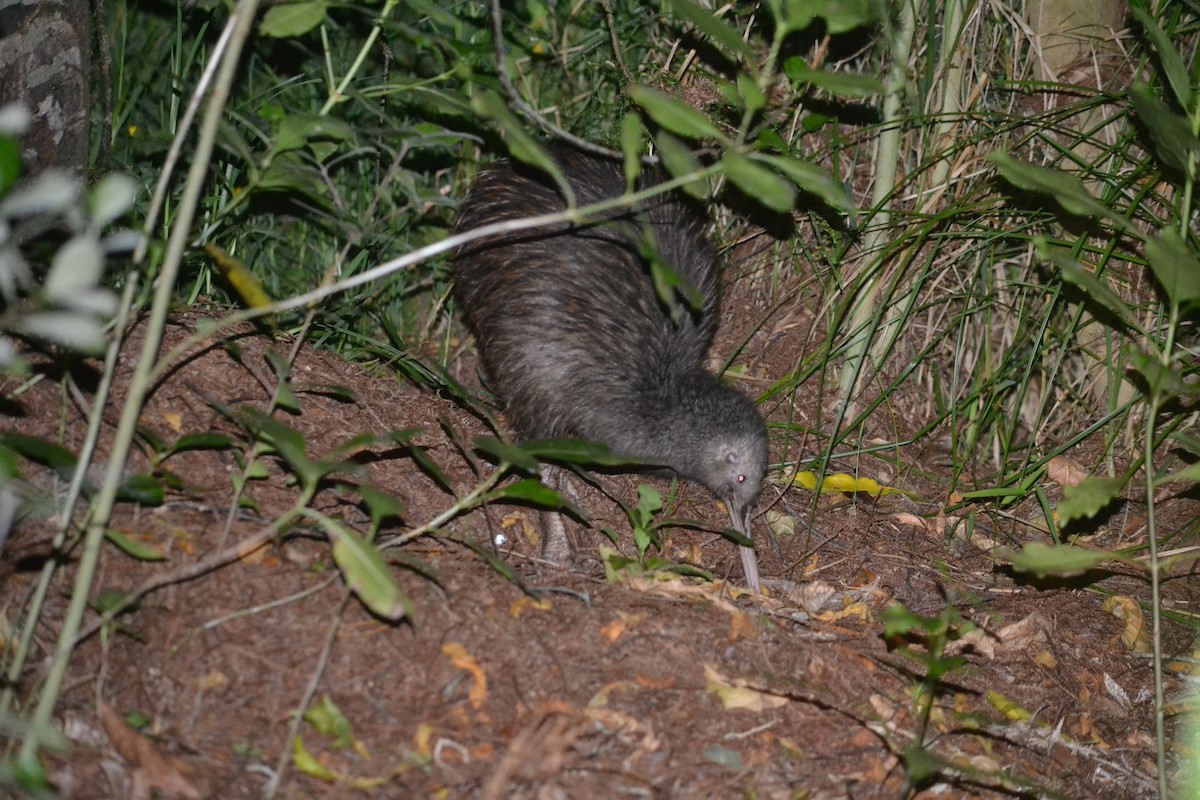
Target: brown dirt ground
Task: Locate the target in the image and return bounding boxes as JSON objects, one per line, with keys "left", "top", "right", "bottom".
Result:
{"left": 2, "top": 271, "right": 1195, "bottom": 799}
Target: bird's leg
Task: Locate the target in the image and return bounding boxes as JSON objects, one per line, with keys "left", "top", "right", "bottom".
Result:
{"left": 538, "top": 464, "right": 581, "bottom": 565}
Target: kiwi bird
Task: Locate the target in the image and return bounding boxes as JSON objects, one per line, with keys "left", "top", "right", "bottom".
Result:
{"left": 452, "top": 145, "right": 767, "bottom": 590}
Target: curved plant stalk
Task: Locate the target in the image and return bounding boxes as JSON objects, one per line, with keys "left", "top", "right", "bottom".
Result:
{"left": 836, "top": 0, "right": 916, "bottom": 399}
{"left": 148, "top": 164, "right": 722, "bottom": 387}
{"left": 1143, "top": 392, "right": 1167, "bottom": 800}
{"left": 920, "top": 0, "right": 969, "bottom": 208}
{"left": 319, "top": 0, "right": 398, "bottom": 116}
{"left": 0, "top": 277, "right": 138, "bottom": 719}
{"left": 16, "top": 0, "right": 262, "bottom": 778}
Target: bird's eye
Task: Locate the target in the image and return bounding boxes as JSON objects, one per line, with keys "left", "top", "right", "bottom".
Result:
{"left": 737, "top": 474, "right": 746, "bottom": 484}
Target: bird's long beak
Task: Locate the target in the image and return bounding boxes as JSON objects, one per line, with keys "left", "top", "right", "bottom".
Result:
{"left": 728, "top": 502, "right": 760, "bottom": 593}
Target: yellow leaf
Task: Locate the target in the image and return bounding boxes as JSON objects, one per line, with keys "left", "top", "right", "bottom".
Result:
{"left": 813, "top": 600, "right": 873, "bottom": 624}
{"left": 588, "top": 680, "right": 640, "bottom": 708}
{"left": 509, "top": 596, "right": 552, "bottom": 617}
{"left": 1034, "top": 649, "right": 1057, "bottom": 668}
{"left": 442, "top": 642, "right": 488, "bottom": 709}
{"left": 712, "top": 685, "right": 789, "bottom": 711}
{"left": 988, "top": 690, "right": 1033, "bottom": 721}
{"left": 292, "top": 736, "right": 338, "bottom": 782}
{"left": 195, "top": 670, "right": 229, "bottom": 691}
{"left": 703, "top": 663, "right": 788, "bottom": 712}
{"left": 790, "top": 470, "right": 908, "bottom": 498}
{"left": 205, "top": 243, "right": 273, "bottom": 311}
{"left": 766, "top": 509, "right": 797, "bottom": 537}
{"left": 601, "top": 619, "right": 628, "bottom": 642}
{"left": 414, "top": 723, "right": 434, "bottom": 758}
{"left": 1103, "top": 595, "right": 1152, "bottom": 654}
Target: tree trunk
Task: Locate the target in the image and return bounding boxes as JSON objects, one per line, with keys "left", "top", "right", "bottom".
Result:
{"left": 0, "top": 0, "right": 92, "bottom": 175}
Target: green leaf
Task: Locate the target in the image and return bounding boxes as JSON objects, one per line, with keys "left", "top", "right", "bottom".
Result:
{"left": 630, "top": 85, "right": 727, "bottom": 143}
{"left": 0, "top": 134, "right": 20, "bottom": 196}
{"left": 328, "top": 427, "right": 422, "bottom": 460}
{"left": 470, "top": 90, "right": 573, "bottom": 206}
{"left": 357, "top": 484, "right": 405, "bottom": 525}
{"left": 648, "top": 245, "right": 705, "bottom": 320}
{"left": 237, "top": 408, "right": 326, "bottom": 487}
{"left": 620, "top": 112, "right": 643, "bottom": 190}
{"left": 1055, "top": 476, "right": 1125, "bottom": 526}
{"left": 520, "top": 438, "right": 663, "bottom": 468}
{"left": 736, "top": 73, "right": 765, "bottom": 114}
{"left": 450, "top": 532, "right": 524, "bottom": 585}
{"left": 45, "top": 235, "right": 104, "bottom": 301}
{"left": 117, "top": 473, "right": 165, "bottom": 506}
{"left": 720, "top": 152, "right": 795, "bottom": 212}
{"left": 755, "top": 153, "right": 855, "bottom": 214}
{"left": 1155, "top": 460, "right": 1200, "bottom": 488}
{"left": 474, "top": 436, "right": 540, "bottom": 472}
{"left": 487, "top": 478, "right": 568, "bottom": 508}
{"left": 164, "top": 433, "right": 234, "bottom": 459}
{"left": 716, "top": 524, "right": 753, "bottom": 548}
{"left": 783, "top": 57, "right": 883, "bottom": 98}
{"left": 0, "top": 169, "right": 76, "bottom": 217}
{"left": 882, "top": 603, "right": 924, "bottom": 638}
{"left": 1130, "top": 8, "right": 1191, "bottom": 110}
{"left": 599, "top": 544, "right": 641, "bottom": 583}
{"left": 15, "top": 311, "right": 106, "bottom": 354}
{"left": 303, "top": 695, "right": 353, "bottom": 749}
{"left": 1129, "top": 84, "right": 1200, "bottom": 175}
{"left": 995, "top": 541, "right": 1117, "bottom": 578}
{"left": 1144, "top": 227, "right": 1200, "bottom": 309}
{"left": 0, "top": 432, "right": 77, "bottom": 475}
{"left": 642, "top": 557, "right": 711, "bottom": 579}
{"left": 273, "top": 114, "right": 352, "bottom": 155}
{"left": 0, "top": 444, "right": 18, "bottom": 482}
{"left": 636, "top": 483, "right": 664, "bottom": 515}
{"left": 989, "top": 153, "right": 1132, "bottom": 233}
{"left": 1128, "top": 347, "right": 1184, "bottom": 398}
{"left": 57, "top": 287, "right": 117, "bottom": 317}
{"left": 1170, "top": 433, "right": 1200, "bottom": 457}
{"left": 294, "top": 382, "right": 358, "bottom": 404}
{"left": 780, "top": 0, "right": 883, "bottom": 35}
{"left": 1037, "top": 240, "right": 1144, "bottom": 335}
{"left": 94, "top": 588, "right": 138, "bottom": 615}
{"left": 256, "top": 153, "right": 325, "bottom": 203}
{"left": 264, "top": 351, "right": 300, "bottom": 413}
{"left": 409, "top": 445, "right": 454, "bottom": 494}
{"left": 88, "top": 174, "right": 136, "bottom": 228}
{"left": 323, "top": 519, "right": 411, "bottom": 621}
{"left": 292, "top": 736, "right": 337, "bottom": 781}
{"left": 668, "top": 0, "right": 753, "bottom": 61}
{"left": 654, "top": 131, "right": 707, "bottom": 199}
{"left": 260, "top": 1, "right": 329, "bottom": 38}
{"left": 901, "top": 744, "right": 949, "bottom": 785}
{"left": 105, "top": 529, "right": 166, "bottom": 561}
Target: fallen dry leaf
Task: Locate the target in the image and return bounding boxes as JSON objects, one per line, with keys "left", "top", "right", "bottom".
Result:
{"left": 508, "top": 596, "right": 551, "bottom": 617}
{"left": 995, "top": 612, "right": 1051, "bottom": 653}
{"left": 703, "top": 664, "right": 788, "bottom": 712}
{"left": 98, "top": 702, "right": 201, "bottom": 800}
{"left": 601, "top": 618, "right": 628, "bottom": 642}
{"left": 1047, "top": 455, "right": 1090, "bottom": 487}
{"left": 890, "top": 512, "right": 928, "bottom": 532}
{"left": 194, "top": 670, "right": 228, "bottom": 691}
{"left": 442, "top": 642, "right": 488, "bottom": 709}
{"left": 945, "top": 627, "right": 995, "bottom": 660}
{"left": 1103, "top": 595, "right": 1152, "bottom": 654}
{"left": 727, "top": 610, "right": 758, "bottom": 641}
